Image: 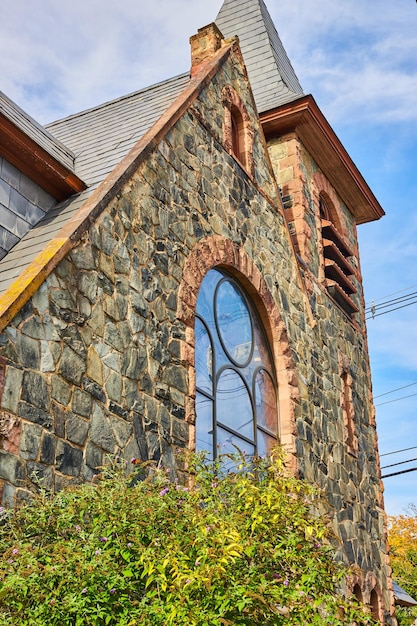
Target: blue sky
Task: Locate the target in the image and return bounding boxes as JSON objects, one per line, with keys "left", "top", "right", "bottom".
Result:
{"left": 1, "top": 0, "right": 417, "bottom": 515}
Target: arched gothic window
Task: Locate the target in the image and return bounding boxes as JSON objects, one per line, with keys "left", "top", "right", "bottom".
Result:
{"left": 231, "top": 105, "right": 245, "bottom": 165}
{"left": 195, "top": 268, "right": 278, "bottom": 459}
{"left": 222, "top": 85, "right": 254, "bottom": 176}
{"left": 353, "top": 584, "right": 363, "bottom": 604}
{"left": 370, "top": 589, "right": 380, "bottom": 621}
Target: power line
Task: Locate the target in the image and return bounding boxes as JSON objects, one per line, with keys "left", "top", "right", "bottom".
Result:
{"left": 366, "top": 297, "right": 417, "bottom": 320}
{"left": 375, "top": 391, "right": 417, "bottom": 407}
{"left": 365, "top": 284, "right": 417, "bottom": 308}
{"left": 380, "top": 445, "right": 417, "bottom": 458}
{"left": 381, "top": 456, "right": 417, "bottom": 470}
{"left": 374, "top": 381, "right": 417, "bottom": 399}
{"left": 382, "top": 466, "right": 417, "bottom": 479}
{"left": 366, "top": 290, "right": 417, "bottom": 313}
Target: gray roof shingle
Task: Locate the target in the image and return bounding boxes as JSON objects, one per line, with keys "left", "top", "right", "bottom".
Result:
{"left": 0, "top": 74, "right": 189, "bottom": 295}
{"left": 46, "top": 74, "right": 190, "bottom": 188}
{"left": 0, "top": 91, "right": 76, "bottom": 172}
{"left": 0, "top": 0, "right": 303, "bottom": 294}
{"left": 216, "top": 0, "right": 304, "bottom": 112}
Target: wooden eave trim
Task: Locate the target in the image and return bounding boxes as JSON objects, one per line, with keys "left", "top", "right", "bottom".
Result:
{"left": 260, "top": 95, "right": 385, "bottom": 224}
{"left": 0, "top": 114, "right": 86, "bottom": 201}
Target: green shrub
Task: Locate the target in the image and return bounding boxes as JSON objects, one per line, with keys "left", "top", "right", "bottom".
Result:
{"left": 0, "top": 451, "right": 375, "bottom": 625}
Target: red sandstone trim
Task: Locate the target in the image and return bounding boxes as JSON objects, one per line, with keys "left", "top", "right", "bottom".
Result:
{"left": 177, "top": 235, "right": 300, "bottom": 473}
{"left": 260, "top": 95, "right": 385, "bottom": 225}
{"left": 221, "top": 85, "right": 255, "bottom": 178}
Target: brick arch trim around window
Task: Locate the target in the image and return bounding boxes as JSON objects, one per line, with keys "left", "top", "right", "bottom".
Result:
{"left": 177, "top": 235, "right": 299, "bottom": 473}
{"left": 222, "top": 85, "right": 255, "bottom": 177}
{"left": 347, "top": 572, "right": 385, "bottom": 623}
{"left": 312, "top": 172, "right": 346, "bottom": 234}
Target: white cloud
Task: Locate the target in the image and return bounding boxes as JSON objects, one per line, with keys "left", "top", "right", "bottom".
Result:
{"left": 269, "top": 0, "right": 417, "bottom": 127}
{"left": 2, "top": 0, "right": 416, "bottom": 129}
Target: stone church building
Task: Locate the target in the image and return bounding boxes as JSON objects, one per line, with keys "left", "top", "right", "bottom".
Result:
{"left": 0, "top": 0, "right": 396, "bottom": 622}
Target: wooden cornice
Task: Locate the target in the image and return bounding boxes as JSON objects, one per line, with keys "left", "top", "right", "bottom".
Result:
{"left": 0, "top": 113, "right": 86, "bottom": 201}
{"left": 260, "top": 95, "right": 384, "bottom": 224}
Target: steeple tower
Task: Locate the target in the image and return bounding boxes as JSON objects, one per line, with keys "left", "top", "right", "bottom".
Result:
{"left": 216, "top": 0, "right": 304, "bottom": 113}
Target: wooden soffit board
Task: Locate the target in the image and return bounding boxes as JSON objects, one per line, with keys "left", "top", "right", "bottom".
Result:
{"left": 0, "top": 113, "right": 86, "bottom": 201}
{"left": 260, "top": 95, "right": 384, "bottom": 224}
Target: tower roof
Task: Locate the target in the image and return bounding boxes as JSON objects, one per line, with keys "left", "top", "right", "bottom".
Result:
{"left": 216, "top": 0, "right": 304, "bottom": 113}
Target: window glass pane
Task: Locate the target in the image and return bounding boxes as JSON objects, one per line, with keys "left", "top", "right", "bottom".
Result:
{"left": 217, "top": 369, "right": 254, "bottom": 441}
{"left": 217, "top": 426, "right": 255, "bottom": 459}
{"left": 195, "top": 318, "right": 213, "bottom": 395}
{"left": 195, "top": 392, "right": 214, "bottom": 459}
{"left": 196, "top": 269, "right": 222, "bottom": 321}
{"left": 256, "top": 430, "right": 277, "bottom": 458}
{"left": 215, "top": 279, "right": 253, "bottom": 366}
{"left": 254, "top": 368, "right": 278, "bottom": 434}
{"left": 252, "top": 314, "right": 274, "bottom": 372}
{"left": 195, "top": 268, "right": 278, "bottom": 459}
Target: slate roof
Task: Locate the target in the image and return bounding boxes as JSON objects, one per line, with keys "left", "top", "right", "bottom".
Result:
{"left": 393, "top": 581, "right": 417, "bottom": 607}
{"left": 216, "top": 0, "right": 304, "bottom": 112}
{"left": 0, "top": 91, "right": 76, "bottom": 172}
{"left": 46, "top": 74, "right": 189, "bottom": 188}
{"left": 0, "top": 0, "right": 305, "bottom": 298}
{"left": 0, "top": 74, "right": 189, "bottom": 295}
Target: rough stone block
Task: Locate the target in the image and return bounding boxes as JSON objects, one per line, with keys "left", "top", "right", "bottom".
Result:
{"left": 90, "top": 404, "right": 115, "bottom": 452}
{"left": 66, "top": 413, "right": 89, "bottom": 446}
{"left": 22, "top": 370, "right": 50, "bottom": 411}
{"left": 56, "top": 440, "right": 83, "bottom": 477}
{"left": 2, "top": 367, "right": 23, "bottom": 413}
{"left": 18, "top": 402, "right": 52, "bottom": 430}
{"left": 72, "top": 389, "right": 92, "bottom": 418}
{"left": 58, "top": 346, "right": 85, "bottom": 385}
{"left": 19, "top": 423, "right": 42, "bottom": 461}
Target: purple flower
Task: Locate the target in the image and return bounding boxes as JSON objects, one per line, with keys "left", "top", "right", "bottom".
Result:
{"left": 100, "top": 536, "right": 108, "bottom": 542}
{"left": 284, "top": 580, "right": 289, "bottom": 587}
{"left": 110, "top": 589, "right": 116, "bottom": 594}
{"left": 81, "top": 588, "right": 87, "bottom": 594}
{"left": 12, "top": 549, "right": 18, "bottom": 555}
{"left": 185, "top": 579, "right": 191, "bottom": 584}
{"left": 95, "top": 549, "right": 101, "bottom": 555}
{"left": 75, "top": 525, "right": 81, "bottom": 532}
{"left": 127, "top": 542, "right": 132, "bottom": 548}
{"left": 159, "top": 487, "right": 169, "bottom": 496}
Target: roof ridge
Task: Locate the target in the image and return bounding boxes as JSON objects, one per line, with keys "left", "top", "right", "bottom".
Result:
{"left": 46, "top": 72, "right": 190, "bottom": 129}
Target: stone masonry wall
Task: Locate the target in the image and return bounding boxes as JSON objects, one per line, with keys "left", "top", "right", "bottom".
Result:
{"left": 0, "top": 52, "right": 393, "bottom": 622}
{"left": 268, "top": 135, "right": 393, "bottom": 622}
